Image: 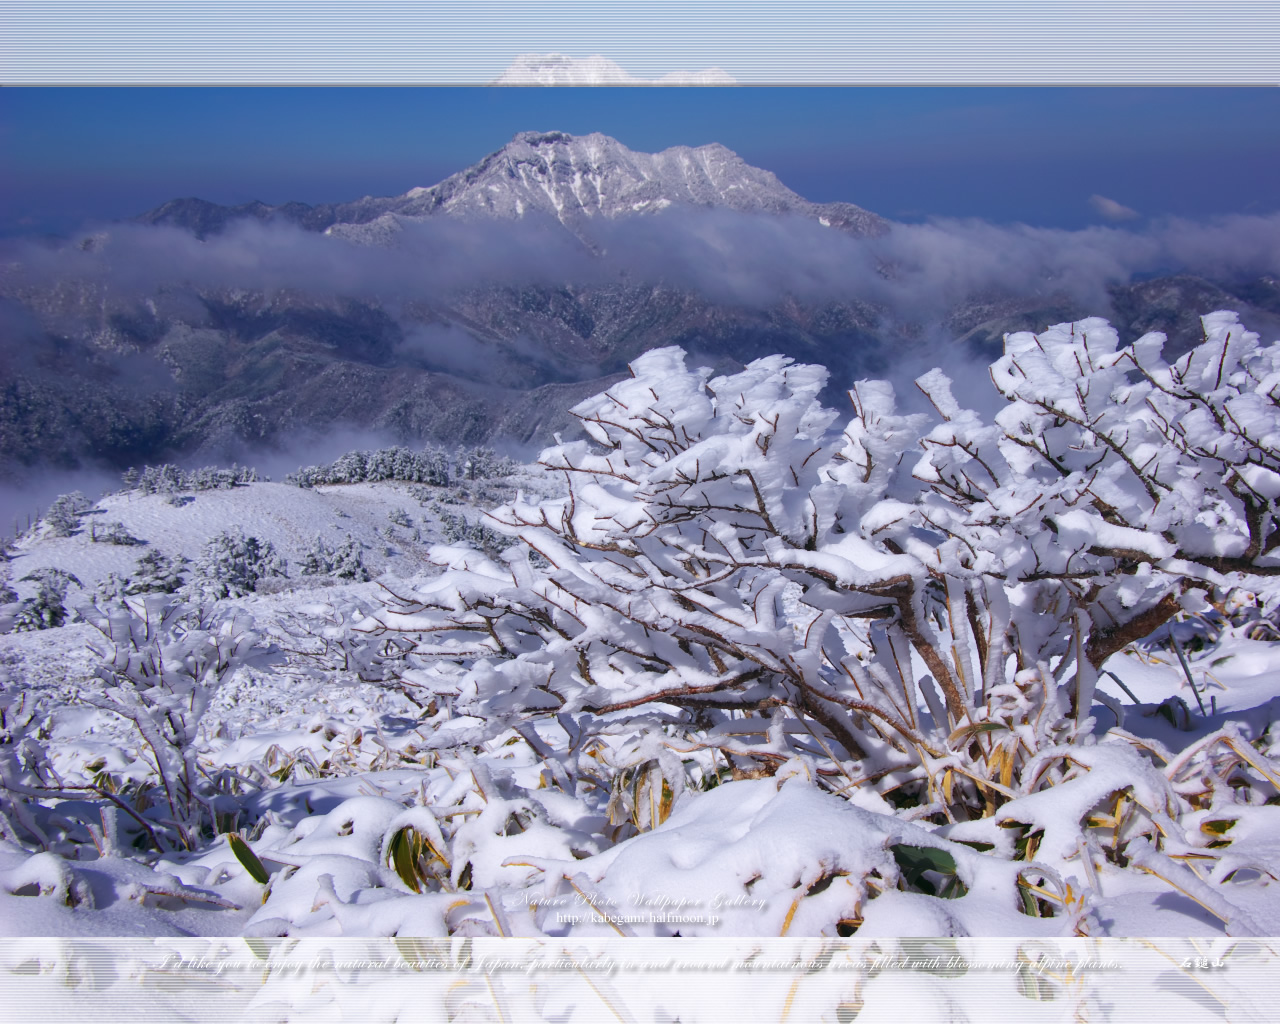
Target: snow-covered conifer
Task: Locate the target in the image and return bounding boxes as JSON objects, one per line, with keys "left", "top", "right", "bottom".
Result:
{"left": 43, "top": 493, "right": 91, "bottom": 538}
{"left": 187, "top": 532, "right": 286, "bottom": 600}
{"left": 329, "top": 535, "right": 370, "bottom": 581}
{"left": 125, "top": 550, "right": 187, "bottom": 595}
{"left": 13, "top": 568, "right": 81, "bottom": 630}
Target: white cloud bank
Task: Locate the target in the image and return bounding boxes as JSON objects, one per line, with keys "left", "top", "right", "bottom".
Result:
{"left": 492, "top": 53, "right": 735, "bottom": 85}
{"left": 1089, "top": 194, "right": 1140, "bottom": 222}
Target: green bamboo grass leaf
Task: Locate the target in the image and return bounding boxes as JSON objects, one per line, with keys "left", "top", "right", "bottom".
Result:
{"left": 388, "top": 826, "right": 425, "bottom": 893}
{"left": 228, "top": 832, "right": 270, "bottom": 885}
{"left": 891, "top": 844, "right": 963, "bottom": 898}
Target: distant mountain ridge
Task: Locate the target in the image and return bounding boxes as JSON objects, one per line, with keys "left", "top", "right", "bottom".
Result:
{"left": 137, "top": 131, "right": 887, "bottom": 241}
{"left": 6, "top": 133, "right": 1278, "bottom": 478}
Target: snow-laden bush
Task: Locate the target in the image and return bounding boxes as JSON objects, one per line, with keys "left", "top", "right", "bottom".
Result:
{"left": 431, "top": 504, "right": 510, "bottom": 559}
{"left": 95, "top": 551, "right": 189, "bottom": 603}
{"left": 2, "top": 597, "right": 272, "bottom": 853}
{"left": 298, "top": 534, "right": 370, "bottom": 582}
{"left": 360, "top": 312, "right": 1280, "bottom": 932}
{"left": 89, "top": 520, "right": 143, "bottom": 546}
{"left": 12, "top": 569, "right": 81, "bottom": 631}
{"left": 42, "top": 492, "right": 91, "bottom": 538}
{"left": 186, "top": 531, "right": 287, "bottom": 600}
{"left": 77, "top": 598, "right": 266, "bottom": 850}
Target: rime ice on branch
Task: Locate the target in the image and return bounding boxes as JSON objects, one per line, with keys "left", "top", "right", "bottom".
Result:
{"left": 362, "top": 311, "right": 1280, "bottom": 824}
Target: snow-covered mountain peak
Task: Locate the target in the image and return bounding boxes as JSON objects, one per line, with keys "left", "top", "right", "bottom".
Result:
{"left": 137, "top": 131, "right": 887, "bottom": 243}
{"left": 321, "top": 130, "right": 887, "bottom": 242}
{"left": 492, "top": 53, "right": 735, "bottom": 86}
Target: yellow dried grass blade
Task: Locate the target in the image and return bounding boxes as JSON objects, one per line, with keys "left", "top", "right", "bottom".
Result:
{"left": 1225, "top": 737, "right": 1280, "bottom": 790}
{"left": 563, "top": 876, "right": 627, "bottom": 936}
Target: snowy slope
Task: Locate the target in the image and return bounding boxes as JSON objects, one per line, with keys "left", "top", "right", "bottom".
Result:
{"left": 3, "top": 462, "right": 565, "bottom": 604}
{"left": 8, "top": 482, "right": 433, "bottom": 601}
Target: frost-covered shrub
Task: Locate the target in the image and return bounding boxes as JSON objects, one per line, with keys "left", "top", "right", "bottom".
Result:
{"left": 94, "top": 572, "right": 130, "bottom": 603}
{"left": 360, "top": 313, "right": 1280, "bottom": 932}
{"left": 73, "top": 597, "right": 270, "bottom": 850}
{"left": 387, "top": 507, "right": 413, "bottom": 528}
{"left": 187, "top": 532, "right": 286, "bottom": 600}
{"left": 455, "top": 446, "right": 516, "bottom": 481}
{"left": 89, "top": 520, "right": 143, "bottom": 546}
{"left": 298, "top": 534, "right": 370, "bottom": 582}
{"left": 43, "top": 493, "right": 91, "bottom": 538}
{"left": 431, "top": 505, "right": 510, "bottom": 558}
{"left": 12, "top": 569, "right": 81, "bottom": 631}
{"left": 128, "top": 550, "right": 188, "bottom": 595}
{"left": 94, "top": 552, "right": 187, "bottom": 603}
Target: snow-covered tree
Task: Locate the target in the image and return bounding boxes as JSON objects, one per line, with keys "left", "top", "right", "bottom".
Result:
{"left": 298, "top": 534, "right": 370, "bottom": 582}
{"left": 328, "top": 535, "right": 370, "bottom": 581}
{"left": 128, "top": 463, "right": 261, "bottom": 496}
{"left": 94, "top": 572, "right": 130, "bottom": 603}
{"left": 13, "top": 569, "right": 82, "bottom": 631}
{"left": 288, "top": 445, "right": 454, "bottom": 488}
{"left": 431, "top": 505, "right": 510, "bottom": 558}
{"left": 455, "top": 445, "right": 515, "bottom": 481}
{"left": 186, "top": 532, "right": 286, "bottom": 600}
{"left": 0, "top": 546, "right": 15, "bottom": 606}
{"left": 43, "top": 493, "right": 91, "bottom": 538}
{"left": 126, "top": 550, "right": 188, "bottom": 595}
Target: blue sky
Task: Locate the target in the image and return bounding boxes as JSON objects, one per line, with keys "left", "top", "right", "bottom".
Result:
{"left": 2, "top": 87, "right": 1278, "bottom": 236}
{"left": 6, "top": 1, "right": 1276, "bottom": 84}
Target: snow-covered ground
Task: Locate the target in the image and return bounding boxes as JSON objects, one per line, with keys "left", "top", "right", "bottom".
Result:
{"left": 2, "top": 471, "right": 1276, "bottom": 945}
{"left": 5, "top": 476, "right": 543, "bottom": 602}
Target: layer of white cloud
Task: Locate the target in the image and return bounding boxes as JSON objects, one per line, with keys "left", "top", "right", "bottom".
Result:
{"left": 1089, "top": 194, "right": 1140, "bottom": 221}
{"left": 492, "top": 53, "right": 735, "bottom": 85}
